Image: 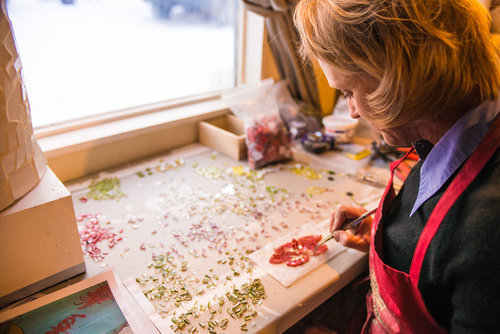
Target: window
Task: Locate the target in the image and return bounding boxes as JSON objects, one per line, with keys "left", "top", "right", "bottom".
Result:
{"left": 7, "top": 0, "right": 239, "bottom": 129}
{"left": 5, "top": 0, "right": 266, "bottom": 182}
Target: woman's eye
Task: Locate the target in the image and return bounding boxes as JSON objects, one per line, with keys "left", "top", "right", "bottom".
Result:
{"left": 341, "top": 90, "right": 353, "bottom": 99}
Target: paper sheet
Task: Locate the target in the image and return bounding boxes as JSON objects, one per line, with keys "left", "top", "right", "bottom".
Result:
{"left": 249, "top": 221, "right": 347, "bottom": 287}
{"left": 123, "top": 278, "right": 172, "bottom": 334}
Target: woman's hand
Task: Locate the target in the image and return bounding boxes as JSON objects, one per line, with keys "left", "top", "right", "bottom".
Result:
{"left": 329, "top": 204, "right": 373, "bottom": 253}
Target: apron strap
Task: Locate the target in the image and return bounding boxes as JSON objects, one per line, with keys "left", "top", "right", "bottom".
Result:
{"left": 410, "top": 117, "right": 500, "bottom": 282}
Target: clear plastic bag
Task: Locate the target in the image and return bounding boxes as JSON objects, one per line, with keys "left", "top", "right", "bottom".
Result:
{"left": 274, "top": 80, "right": 321, "bottom": 139}
{"left": 222, "top": 79, "right": 292, "bottom": 169}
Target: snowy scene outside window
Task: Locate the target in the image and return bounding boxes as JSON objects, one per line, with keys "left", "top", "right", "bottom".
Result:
{"left": 7, "top": 0, "right": 238, "bottom": 128}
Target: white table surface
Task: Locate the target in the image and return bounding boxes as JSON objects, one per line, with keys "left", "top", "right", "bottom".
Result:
{"left": 62, "top": 143, "right": 386, "bottom": 333}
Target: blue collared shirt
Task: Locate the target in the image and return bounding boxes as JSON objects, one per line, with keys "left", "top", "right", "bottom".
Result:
{"left": 410, "top": 96, "right": 500, "bottom": 217}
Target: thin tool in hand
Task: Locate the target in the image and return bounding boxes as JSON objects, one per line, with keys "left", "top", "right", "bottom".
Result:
{"left": 314, "top": 208, "right": 377, "bottom": 255}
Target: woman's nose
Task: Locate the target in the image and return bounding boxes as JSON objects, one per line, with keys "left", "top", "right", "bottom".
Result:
{"left": 348, "top": 100, "right": 360, "bottom": 119}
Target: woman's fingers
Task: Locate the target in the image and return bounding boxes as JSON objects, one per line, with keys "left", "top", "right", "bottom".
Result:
{"left": 329, "top": 204, "right": 368, "bottom": 232}
{"left": 328, "top": 204, "right": 372, "bottom": 253}
{"left": 332, "top": 230, "right": 370, "bottom": 253}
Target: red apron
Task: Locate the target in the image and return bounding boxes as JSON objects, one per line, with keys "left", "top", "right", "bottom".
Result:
{"left": 362, "top": 117, "right": 500, "bottom": 333}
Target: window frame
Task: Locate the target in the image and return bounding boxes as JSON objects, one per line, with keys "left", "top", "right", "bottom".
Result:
{"left": 36, "top": 7, "right": 268, "bottom": 183}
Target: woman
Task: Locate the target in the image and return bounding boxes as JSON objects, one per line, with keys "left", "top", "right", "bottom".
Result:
{"left": 294, "top": 0, "right": 500, "bottom": 333}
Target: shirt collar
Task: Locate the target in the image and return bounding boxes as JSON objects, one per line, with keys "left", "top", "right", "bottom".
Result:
{"left": 410, "top": 97, "right": 500, "bottom": 217}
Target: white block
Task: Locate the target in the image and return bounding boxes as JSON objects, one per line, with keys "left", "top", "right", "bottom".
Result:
{"left": 0, "top": 168, "right": 85, "bottom": 307}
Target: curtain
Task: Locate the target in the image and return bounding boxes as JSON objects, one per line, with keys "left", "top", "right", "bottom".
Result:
{"left": 242, "top": 0, "right": 321, "bottom": 112}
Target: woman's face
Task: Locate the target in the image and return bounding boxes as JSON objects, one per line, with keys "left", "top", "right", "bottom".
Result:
{"left": 318, "top": 59, "right": 415, "bottom": 146}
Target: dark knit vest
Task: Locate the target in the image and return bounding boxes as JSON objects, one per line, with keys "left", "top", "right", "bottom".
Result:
{"left": 381, "top": 148, "right": 500, "bottom": 332}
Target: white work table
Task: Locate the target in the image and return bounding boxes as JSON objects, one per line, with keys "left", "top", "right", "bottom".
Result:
{"left": 62, "top": 142, "right": 385, "bottom": 333}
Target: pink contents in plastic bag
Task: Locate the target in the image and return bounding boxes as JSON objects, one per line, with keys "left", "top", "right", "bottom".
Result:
{"left": 222, "top": 79, "right": 293, "bottom": 169}
{"left": 246, "top": 114, "right": 292, "bottom": 169}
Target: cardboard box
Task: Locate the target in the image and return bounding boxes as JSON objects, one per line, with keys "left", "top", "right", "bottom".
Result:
{"left": 199, "top": 114, "right": 247, "bottom": 160}
{"left": 0, "top": 168, "right": 85, "bottom": 307}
